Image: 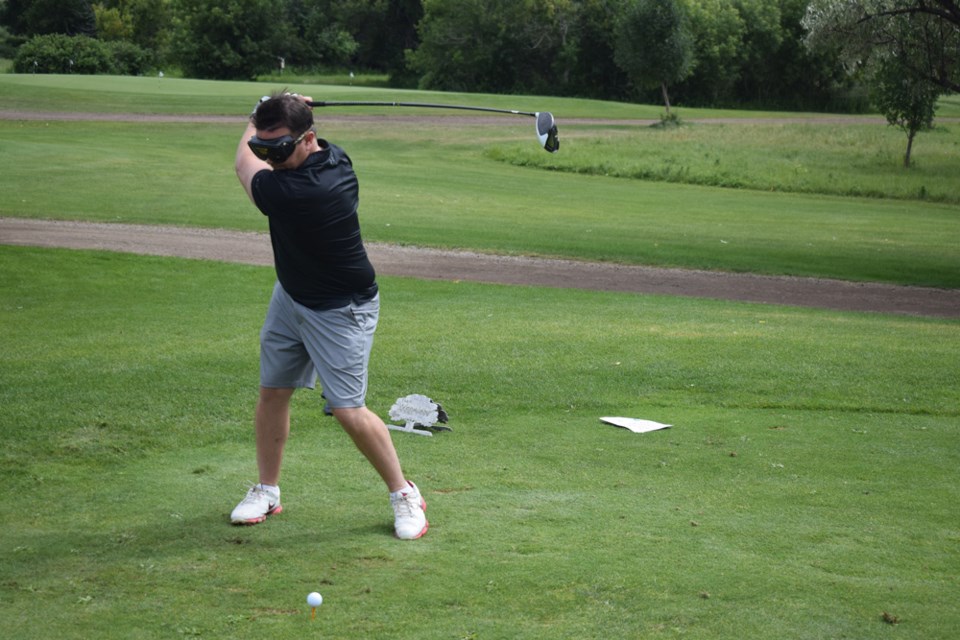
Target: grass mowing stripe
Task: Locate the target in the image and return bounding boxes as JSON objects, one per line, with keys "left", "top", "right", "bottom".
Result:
{"left": 2, "top": 247, "right": 958, "bottom": 639}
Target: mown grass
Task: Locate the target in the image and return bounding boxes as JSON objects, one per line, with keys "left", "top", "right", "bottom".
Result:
{"left": 255, "top": 68, "right": 392, "bottom": 87}
{"left": 2, "top": 247, "right": 958, "bottom": 640}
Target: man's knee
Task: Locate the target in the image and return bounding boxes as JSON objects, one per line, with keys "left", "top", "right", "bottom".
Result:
{"left": 259, "top": 386, "right": 295, "bottom": 404}
{"left": 332, "top": 406, "right": 375, "bottom": 431}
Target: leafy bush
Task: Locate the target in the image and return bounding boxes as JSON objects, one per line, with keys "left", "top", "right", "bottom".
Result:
{"left": 170, "top": 0, "right": 285, "bottom": 80}
{"left": 108, "top": 40, "right": 153, "bottom": 75}
{"left": 13, "top": 33, "right": 152, "bottom": 75}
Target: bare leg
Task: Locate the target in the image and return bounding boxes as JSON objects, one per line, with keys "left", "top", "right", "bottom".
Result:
{"left": 256, "top": 386, "right": 295, "bottom": 486}
{"left": 333, "top": 406, "right": 407, "bottom": 492}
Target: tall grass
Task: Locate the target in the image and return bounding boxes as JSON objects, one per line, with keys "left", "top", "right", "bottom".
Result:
{"left": 490, "top": 121, "right": 960, "bottom": 203}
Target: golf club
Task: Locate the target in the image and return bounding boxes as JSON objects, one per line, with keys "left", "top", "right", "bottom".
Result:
{"left": 307, "top": 101, "right": 559, "bottom": 153}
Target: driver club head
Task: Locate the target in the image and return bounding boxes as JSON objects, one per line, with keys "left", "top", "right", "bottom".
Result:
{"left": 536, "top": 112, "right": 560, "bottom": 153}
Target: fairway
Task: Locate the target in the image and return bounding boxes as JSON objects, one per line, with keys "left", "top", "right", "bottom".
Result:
{"left": 1, "top": 247, "right": 958, "bottom": 639}
{"left": 1, "top": 75, "right": 959, "bottom": 639}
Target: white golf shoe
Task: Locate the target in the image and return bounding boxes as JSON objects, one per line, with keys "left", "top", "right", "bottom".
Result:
{"left": 390, "top": 481, "right": 428, "bottom": 540}
{"left": 231, "top": 484, "right": 282, "bottom": 525}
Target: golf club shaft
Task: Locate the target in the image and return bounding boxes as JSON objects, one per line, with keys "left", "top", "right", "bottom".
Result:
{"left": 307, "top": 101, "right": 537, "bottom": 118}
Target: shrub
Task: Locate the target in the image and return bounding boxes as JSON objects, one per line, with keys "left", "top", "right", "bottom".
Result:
{"left": 109, "top": 40, "right": 154, "bottom": 75}
{"left": 13, "top": 33, "right": 152, "bottom": 75}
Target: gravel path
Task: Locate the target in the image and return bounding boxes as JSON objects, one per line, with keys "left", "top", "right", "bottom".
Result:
{"left": 2, "top": 217, "right": 958, "bottom": 318}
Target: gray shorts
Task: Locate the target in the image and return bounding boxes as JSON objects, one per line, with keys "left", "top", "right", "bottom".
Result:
{"left": 259, "top": 281, "right": 379, "bottom": 409}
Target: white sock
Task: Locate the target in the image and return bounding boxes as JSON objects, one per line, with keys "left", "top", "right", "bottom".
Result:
{"left": 258, "top": 483, "right": 280, "bottom": 496}
{"left": 390, "top": 481, "right": 412, "bottom": 497}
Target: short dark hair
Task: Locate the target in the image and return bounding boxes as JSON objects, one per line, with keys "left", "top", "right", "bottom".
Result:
{"left": 252, "top": 92, "right": 314, "bottom": 135}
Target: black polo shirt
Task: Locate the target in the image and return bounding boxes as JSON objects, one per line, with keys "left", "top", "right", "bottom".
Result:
{"left": 251, "top": 141, "right": 378, "bottom": 310}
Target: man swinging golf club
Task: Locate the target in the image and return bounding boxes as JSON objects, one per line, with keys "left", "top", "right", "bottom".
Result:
{"left": 232, "top": 91, "right": 428, "bottom": 540}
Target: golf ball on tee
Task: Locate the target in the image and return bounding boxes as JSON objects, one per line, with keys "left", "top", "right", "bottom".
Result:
{"left": 307, "top": 592, "right": 323, "bottom": 607}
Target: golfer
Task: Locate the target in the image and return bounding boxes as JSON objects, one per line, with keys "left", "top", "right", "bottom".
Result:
{"left": 231, "top": 92, "right": 428, "bottom": 540}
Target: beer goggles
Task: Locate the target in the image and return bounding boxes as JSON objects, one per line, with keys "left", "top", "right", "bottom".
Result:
{"left": 247, "top": 128, "right": 312, "bottom": 163}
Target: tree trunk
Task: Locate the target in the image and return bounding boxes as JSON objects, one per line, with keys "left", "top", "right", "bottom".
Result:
{"left": 661, "top": 82, "right": 672, "bottom": 115}
{"left": 904, "top": 129, "right": 916, "bottom": 168}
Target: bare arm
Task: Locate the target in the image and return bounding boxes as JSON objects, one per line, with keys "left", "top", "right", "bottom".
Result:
{"left": 235, "top": 120, "right": 270, "bottom": 204}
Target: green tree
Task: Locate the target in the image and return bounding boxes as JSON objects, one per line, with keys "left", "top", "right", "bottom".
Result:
{"left": 127, "top": 0, "right": 172, "bottom": 53}
{"left": 756, "top": 0, "right": 859, "bottom": 110}
{"left": 281, "top": 0, "right": 358, "bottom": 70}
{"left": 170, "top": 0, "right": 287, "bottom": 80}
{"left": 408, "top": 0, "right": 578, "bottom": 94}
{"left": 273, "top": 0, "right": 422, "bottom": 78}
{"left": 613, "top": 0, "right": 695, "bottom": 113}
{"left": 407, "top": 0, "right": 505, "bottom": 91}
{"left": 335, "top": 0, "right": 423, "bottom": 83}
{"left": 727, "top": 0, "right": 784, "bottom": 103}
{"left": 805, "top": 0, "right": 954, "bottom": 162}
{"left": 564, "top": 0, "right": 630, "bottom": 99}
{"left": 1, "top": 0, "right": 96, "bottom": 37}
{"left": 677, "top": 0, "right": 745, "bottom": 104}
{"left": 871, "top": 56, "right": 941, "bottom": 167}
{"left": 85, "top": 1, "right": 170, "bottom": 68}
{"left": 726, "top": 0, "right": 857, "bottom": 110}
{"left": 89, "top": 0, "right": 172, "bottom": 52}
{"left": 804, "top": 0, "right": 960, "bottom": 93}
{"left": 93, "top": 3, "right": 133, "bottom": 41}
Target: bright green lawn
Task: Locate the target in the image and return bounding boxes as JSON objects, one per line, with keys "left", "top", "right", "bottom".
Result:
{"left": 1, "top": 247, "right": 958, "bottom": 639}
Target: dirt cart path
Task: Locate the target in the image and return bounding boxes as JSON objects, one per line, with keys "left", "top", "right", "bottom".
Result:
{"left": 2, "top": 217, "right": 958, "bottom": 318}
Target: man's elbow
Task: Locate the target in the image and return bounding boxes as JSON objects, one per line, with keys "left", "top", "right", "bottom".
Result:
{"left": 234, "top": 165, "right": 256, "bottom": 203}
